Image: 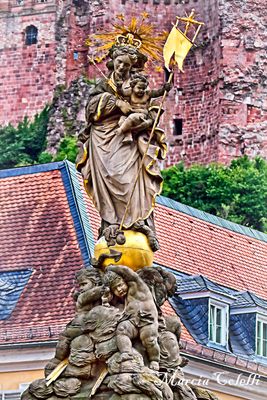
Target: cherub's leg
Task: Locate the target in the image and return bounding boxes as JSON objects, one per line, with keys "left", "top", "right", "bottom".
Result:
{"left": 116, "top": 320, "right": 138, "bottom": 361}
{"left": 114, "top": 116, "right": 134, "bottom": 144}
{"left": 116, "top": 115, "right": 134, "bottom": 135}
{"left": 124, "top": 113, "right": 143, "bottom": 132}
{"left": 140, "top": 324, "right": 160, "bottom": 370}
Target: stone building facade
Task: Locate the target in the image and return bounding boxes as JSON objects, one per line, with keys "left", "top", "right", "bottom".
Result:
{"left": 0, "top": 0, "right": 266, "bottom": 166}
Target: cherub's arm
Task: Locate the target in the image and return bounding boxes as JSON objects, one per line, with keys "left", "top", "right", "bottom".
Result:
{"left": 148, "top": 83, "right": 172, "bottom": 99}
{"left": 107, "top": 265, "right": 138, "bottom": 283}
{"left": 77, "top": 286, "right": 103, "bottom": 308}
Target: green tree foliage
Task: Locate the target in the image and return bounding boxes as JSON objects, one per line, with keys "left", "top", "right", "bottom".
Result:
{"left": 54, "top": 136, "right": 78, "bottom": 163}
{"left": 0, "top": 106, "right": 50, "bottom": 169}
{"left": 0, "top": 106, "right": 79, "bottom": 168}
{"left": 162, "top": 157, "right": 267, "bottom": 233}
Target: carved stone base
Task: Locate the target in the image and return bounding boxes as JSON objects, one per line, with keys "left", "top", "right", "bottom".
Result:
{"left": 22, "top": 265, "right": 220, "bottom": 400}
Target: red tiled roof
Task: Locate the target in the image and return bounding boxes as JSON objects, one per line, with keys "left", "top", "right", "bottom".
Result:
{"left": 154, "top": 204, "right": 267, "bottom": 299}
{"left": 0, "top": 168, "right": 84, "bottom": 341}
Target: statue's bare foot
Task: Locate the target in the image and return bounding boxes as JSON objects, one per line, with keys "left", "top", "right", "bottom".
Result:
{"left": 145, "top": 118, "right": 153, "bottom": 128}
{"left": 116, "top": 231, "right": 126, "bottom": 245}
{"left": 147, "top": 233, "right": 160, "bottom": 252}
{"left": 120, "top": 352, "right": 134, "bottom": 362}
{"left": 103, "top": 224, "right": 119, "bottom": 247}
{"left": 149, "top": 361, "right": 159, "bottom": 371}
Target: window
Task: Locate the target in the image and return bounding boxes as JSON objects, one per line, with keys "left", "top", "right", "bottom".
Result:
{"left": 256, "top": 318, "right": 267, "bottom": 357}
{"left": 173, "top": 118, "right": 183, "bottom": 136}
{"left": 25, "top": 25, "right": 38, "bottom": 45}
{"left": 209, "top": 301, "right": 228, "bottom": 346}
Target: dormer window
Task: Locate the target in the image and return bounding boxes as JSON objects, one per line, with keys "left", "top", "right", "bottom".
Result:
{"left": 209, "top": 300, "right": 228, "bottom": 347}
{"left": 169, "top": 273, "right": 234, "bottom": 348}
{"left": 0, "top": 269, "right": 32, "bottom": 320}
{"left": 230, "top": 291, "right": 267, "bottom": 358}
{"left": 256, "top": 317, "right": 267, "bottom": 357}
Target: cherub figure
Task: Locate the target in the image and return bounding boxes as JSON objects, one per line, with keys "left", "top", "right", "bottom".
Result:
{"left": 158, "top": 315, "right": 188, "bottom": 370}
{"left": 73, "top": 268, "right": 104, "bottom": 317}
{"left": 104, "top": 265, "right": 160, "bottom": 370}
{"left": 55, "top": 268, "right": 104, "bottom": 360}
{"left": 137, "top": 268, "right": 188, "bottom": 370}
{"left": 116, "top": 73, "right": 171, "bottom": 143}
{"left": 137, "top": 266, "right": 177, "bottom": 310}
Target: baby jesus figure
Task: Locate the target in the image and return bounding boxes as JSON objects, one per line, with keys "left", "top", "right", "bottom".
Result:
{"left": 116, "top": 73, "right": 171, "bottom": 143}
{"left": 103, "top": 264, "right": 160, "bottom": 370}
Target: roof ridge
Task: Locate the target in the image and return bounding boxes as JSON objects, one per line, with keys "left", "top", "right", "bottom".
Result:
{"left": 65, "top": 161, "right": 95, "bottom": 257}
{"left": 246, "top": 291, "right": 259, "bottom": 306}
{"left": 248, "top": 291, "right": 267, "bottom": 306}
{"left": 60, "top": 161, "right": 93, "bottom": 266}
{"left": 157, "top": 195, "right": 267, "bottom": 244}
{"left": 161, "top": 268, "right": 267, "bottom": 302}
{"left": 0, "top": 161, "right": 64, "bottom": 178}
{"left": 195, "top": 275, "right": 207, "bottom": 288}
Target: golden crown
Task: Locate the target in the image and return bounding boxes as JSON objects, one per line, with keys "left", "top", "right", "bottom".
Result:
{"left": 85, "top": 14, "right": 166, "bottom": 64}
{"left": 116, "top": 33, "right": 142, "bottom": 49}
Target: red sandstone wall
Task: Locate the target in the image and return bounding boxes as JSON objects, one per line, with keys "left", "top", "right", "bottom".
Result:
{"left": 64, "top": 0, "right": 267, "bottom": 165}
{"left": 64, "top": 0, "right": 221, "bottom": 166}
{"left": 218, "top": 0, "right": 267, "bottom": 163}
{"left": 1, "top": 0, "right": 266, "bottom": 165}
{"left": 0, "top": 1, "right": 57, "bottom": 125}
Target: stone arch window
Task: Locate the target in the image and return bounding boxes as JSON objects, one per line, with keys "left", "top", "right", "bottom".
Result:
{"left": 25, "top": 25, "right": 38, "bottom": 45}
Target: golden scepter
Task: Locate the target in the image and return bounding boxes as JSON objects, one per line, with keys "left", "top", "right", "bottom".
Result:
{"left": 119, "top": 10, "right": 204, "bottom": 230}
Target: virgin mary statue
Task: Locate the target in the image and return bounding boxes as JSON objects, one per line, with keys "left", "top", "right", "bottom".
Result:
{"left": 76, "top": 44, "right": 167, "bottom": 251}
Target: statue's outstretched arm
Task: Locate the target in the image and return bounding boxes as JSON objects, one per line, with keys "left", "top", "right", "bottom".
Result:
{"left": 149, "top": 87, "right": 165, "bottom": 98}
{"left": 149, "top": 83, "right": 172, "bottom": 99}
{"left": 107, "top": 265, "right": 138, "bottom": 282}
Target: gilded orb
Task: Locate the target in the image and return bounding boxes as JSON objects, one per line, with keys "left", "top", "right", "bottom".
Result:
{"left": 94, "top": 230, "right": 154, "bottom": 271}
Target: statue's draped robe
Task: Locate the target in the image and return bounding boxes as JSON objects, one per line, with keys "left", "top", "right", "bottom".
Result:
{"left": 76, "top": 79, "right": 167, "bottom": 228}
